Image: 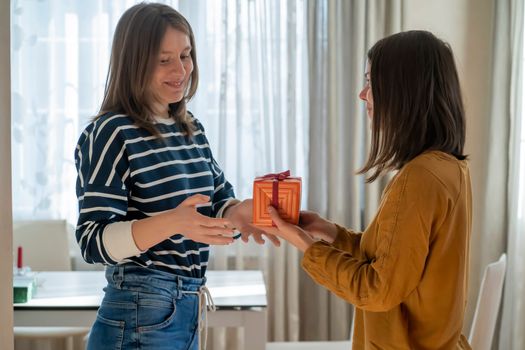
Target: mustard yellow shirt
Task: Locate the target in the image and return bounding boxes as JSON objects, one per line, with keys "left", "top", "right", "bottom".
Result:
{"left": 302, "top": 151, "right": 472, "bottom": 349}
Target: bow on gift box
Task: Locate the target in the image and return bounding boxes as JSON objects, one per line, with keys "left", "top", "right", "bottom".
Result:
{"left": 261, "top": 170, "right": 291, "bottom": 209}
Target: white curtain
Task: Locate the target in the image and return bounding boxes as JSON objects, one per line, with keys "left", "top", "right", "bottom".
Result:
{"left": 467, "top": 0, "right": 525, "bottom": 348}
{"left": 11, "top": 0, "right": 139, "bottom": 224}
{"left": 497, "top": 0, "right": 525, "bottom": 348}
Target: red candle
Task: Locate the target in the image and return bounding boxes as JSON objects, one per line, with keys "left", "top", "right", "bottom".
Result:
{"left": 17, "top": 246, "right": 23, "bottom": 269}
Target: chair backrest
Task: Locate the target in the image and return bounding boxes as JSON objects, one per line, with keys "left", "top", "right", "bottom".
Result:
{"left": 13, "top": 220, "right": 72, "bottom": 271}
{"left": 468, "top": 253, "right": 507, "bottom": 350}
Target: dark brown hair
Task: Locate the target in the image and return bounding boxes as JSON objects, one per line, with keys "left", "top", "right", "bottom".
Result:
{"left": 96, "top": 2, "right": 198, "bottom": 136}
{"left": 359, "top": 30, "right": 466, "bottom": 182}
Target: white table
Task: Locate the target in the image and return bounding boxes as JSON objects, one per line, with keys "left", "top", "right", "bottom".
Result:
{"left": 14, "top": 270, "right": 267, "bottom": 350}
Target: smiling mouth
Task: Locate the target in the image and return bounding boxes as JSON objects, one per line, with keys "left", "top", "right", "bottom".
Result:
{"left": 164, "top": 80, "right": 184, "bottom": 89}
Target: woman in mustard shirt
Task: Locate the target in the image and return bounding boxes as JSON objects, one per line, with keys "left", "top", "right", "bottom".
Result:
{"left": 267, "top": 30, "right": 472, "bottom": 349}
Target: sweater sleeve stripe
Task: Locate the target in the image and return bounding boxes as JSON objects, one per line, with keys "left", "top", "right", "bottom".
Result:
{"left": 89, "top": 125, "right": 136, "bottom": 184}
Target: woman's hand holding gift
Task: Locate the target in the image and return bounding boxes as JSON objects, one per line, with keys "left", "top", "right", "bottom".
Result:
{"left": 265, "top": 206, "right": 315, "bottom": 252}
{"left": 224, "top": 199, "right": 281, "bottom": 246}
{"left": 297, "top": 211, "right": 338, "bottom": 243}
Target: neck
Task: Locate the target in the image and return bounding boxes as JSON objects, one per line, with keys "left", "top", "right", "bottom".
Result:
{"left": 152, "top": 102, "right": 169, "bottom": 118}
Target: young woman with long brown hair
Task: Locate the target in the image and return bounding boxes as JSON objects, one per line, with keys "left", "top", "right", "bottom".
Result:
{"left": 267, "top": 30, "right": 472, "bottom": 349}
{"left": 74, "top": 3, "right": 269, "bottom": 349}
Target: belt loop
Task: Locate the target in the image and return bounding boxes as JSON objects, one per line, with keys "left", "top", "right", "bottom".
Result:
{"left": 176, "top": 276, "right": 183, "bottom": 300}
{"left": 113, "top": 266, "right": 124, "bottom": 289}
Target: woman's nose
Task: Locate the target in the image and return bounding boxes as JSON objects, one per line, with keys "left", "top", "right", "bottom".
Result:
{"left": 172, "top": 59, "right": 185, "bottom": 77}
{"left": 359, "top": 86, "right": 368, "bottom": 101}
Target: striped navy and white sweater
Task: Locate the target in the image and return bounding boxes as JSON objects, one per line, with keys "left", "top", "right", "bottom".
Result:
{"left": 74, "top": 112, "right": 236, "bottom": 278}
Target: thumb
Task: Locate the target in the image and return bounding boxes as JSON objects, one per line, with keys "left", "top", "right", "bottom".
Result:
{"left": 182, "top": 194, "right": 211, "bottom": 207}
{"left": 267, "top": 206, "right": 286, "bottom": 229}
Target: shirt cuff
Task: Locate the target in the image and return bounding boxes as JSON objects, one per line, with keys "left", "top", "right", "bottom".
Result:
{"left": 216, "top": 198, "right": 241, "bottom": 218}
{"left": 102, "top": 221, "right": 143, "bottom": 262}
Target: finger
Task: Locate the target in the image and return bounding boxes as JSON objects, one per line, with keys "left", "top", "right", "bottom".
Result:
{"left": 267, "top": 206, "right": 287, "bottom": 229}
{"left": 243, "top": 223, "right": 270, "bottom": 236}
{"left": 260, "top": 226, "right": 281, "bottom": 236}
{"left": 252, "top": 232, "right": 266, "bottom": 245}
{"left": 241, "top": 231, "right": 250, "bottom": 243}
{"left": 240, "top": 224, "right": 281, "bottom": 246}
{"left": 264, "top": 233, "right": 281, "bottom": 247}
{"left": 198, "top": 226, "right": 236, "bottom": 236}
{"left": 261, "top": 226, "right": 287, "bottom": 244}
{"left": 201, "top": 235, "right": 235, "bottom": 245}
{"left": 183, "top": 194, "right": 211, "bottom": 206}
{"left": 199, "top": 215, "right": 232, "bottom": 228}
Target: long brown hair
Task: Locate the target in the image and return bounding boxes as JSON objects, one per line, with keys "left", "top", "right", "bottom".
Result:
{"left": 359, "top": 30, "right": 466, "bottom": 182}
{"left": 96, "top": 3, "right": 198, "bottom": 136}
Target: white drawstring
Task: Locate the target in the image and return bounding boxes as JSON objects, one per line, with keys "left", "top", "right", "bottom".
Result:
{"left": 185, "top": 285, "right": 216, "bottom": 350}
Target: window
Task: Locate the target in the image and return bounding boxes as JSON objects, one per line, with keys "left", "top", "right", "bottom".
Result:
{"left": 11, "top": 0, "right": 308, "bottom": 232}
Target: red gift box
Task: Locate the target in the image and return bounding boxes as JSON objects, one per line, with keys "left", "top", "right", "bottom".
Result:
{"left": 252, "top": 170, "right": 302, "bottom": 226}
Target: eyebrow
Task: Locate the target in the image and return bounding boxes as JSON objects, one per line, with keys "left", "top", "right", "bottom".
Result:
{"left": 160, "top": 46, "right": 192, "bottom": 54}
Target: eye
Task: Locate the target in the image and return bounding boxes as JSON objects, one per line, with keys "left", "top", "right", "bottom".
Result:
{"left": 160, "top": 57, "right": 171, "bottom": 64}
{"left": 181, "top": 54, "right": 191, "bottom": 60}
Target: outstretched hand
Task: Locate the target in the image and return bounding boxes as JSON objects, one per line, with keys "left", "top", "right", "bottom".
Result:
{"left": 170, "top": 194, "right": 236, "bottom": 245}
{"left": 224, "top": 199, "right": 281, "bottom": 247}
{"left": 297, "top": 211, "right": 338, "bottom": 243}
{"left": 266, "top": 206, "right": 315, "bottom": 252}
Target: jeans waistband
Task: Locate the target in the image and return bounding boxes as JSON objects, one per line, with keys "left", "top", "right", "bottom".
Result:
{"left": 105, "top": 265, "right": 206, "bottom": 299}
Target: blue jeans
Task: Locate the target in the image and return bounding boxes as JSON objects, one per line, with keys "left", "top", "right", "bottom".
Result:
{"left": 87, "top": 265, "right": 205, "bottom": 350}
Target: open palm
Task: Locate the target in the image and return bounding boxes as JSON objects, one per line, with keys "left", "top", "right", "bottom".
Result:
{"left": 225, "top": 199, "right": 281, "bottom": 246}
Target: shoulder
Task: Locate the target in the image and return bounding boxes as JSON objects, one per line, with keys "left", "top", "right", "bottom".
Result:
{"left": 92, "top": 113, "right": 137, "bottom": 137}
{"left": 396, "top": 151, "right": 468, "bottom": 199}
{"left": 82, "top": 113, "right": 138, "bottom": 142}
{"left": 76, "top": 113, "right": 138, "bottom": 156}
{"left": 187, "top": 111, "right": 205, "bottom": 133}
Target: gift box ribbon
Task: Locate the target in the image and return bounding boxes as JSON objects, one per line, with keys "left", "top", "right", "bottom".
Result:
{"left": 261, "top": 170, "right": 291, "bottom": 208}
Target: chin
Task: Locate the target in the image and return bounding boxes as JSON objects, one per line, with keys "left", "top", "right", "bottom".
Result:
{"left": 165, "top": 95, "right": 184, "bottom": 104}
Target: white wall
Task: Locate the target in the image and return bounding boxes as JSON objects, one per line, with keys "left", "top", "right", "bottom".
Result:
{"left": 403, "top": 0, "right": 495, "bottom": 335}
{"left": 0, "top": 0, "right": 14, "bottom": 348}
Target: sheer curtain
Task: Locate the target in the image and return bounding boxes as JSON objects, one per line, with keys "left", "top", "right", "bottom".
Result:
{"left": 11, "top": 0, "right": 138, "bottom": 224}
{"left": 498, "top": 0, "right": 525, "bottom": 348}
{"left": 471, "top": 0, "right": 525, "bottom": 348}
